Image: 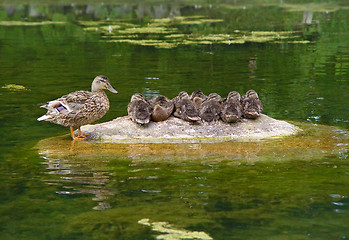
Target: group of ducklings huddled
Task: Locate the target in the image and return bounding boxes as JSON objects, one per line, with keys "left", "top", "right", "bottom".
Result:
{"left": 128, "top": 89, "right": 263, "bottom": 125}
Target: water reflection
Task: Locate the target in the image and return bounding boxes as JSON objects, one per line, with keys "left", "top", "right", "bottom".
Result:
{"left": 1, "top": 3, "right": 182, "bottom": 20}
{"left": 41, "top": 154, "right": 112, "bottom": 210}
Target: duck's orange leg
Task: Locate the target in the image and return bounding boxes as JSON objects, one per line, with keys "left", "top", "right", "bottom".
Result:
{"left": 77, "top": 126, "right": 90, "bottom": 139}
{"left": 70, "top": 127, "right": 87, "bottom": 140}
{"left": 70, "top": 126, "right": 78, "bottom": 140}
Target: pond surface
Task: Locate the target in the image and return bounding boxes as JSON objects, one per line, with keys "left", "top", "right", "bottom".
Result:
{"left": 0, "top": 1, "right": 349, "bottom": 239}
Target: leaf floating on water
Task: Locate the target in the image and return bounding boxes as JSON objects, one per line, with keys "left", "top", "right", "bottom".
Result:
{"left": 138, "top": 218, "right": 213, "bottom": 240}
{"left": 2, "top": 84, "right": 29, "bottom": 91}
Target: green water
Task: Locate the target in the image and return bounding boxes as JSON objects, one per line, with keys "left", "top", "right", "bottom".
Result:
{"left": 0, "top": 1, "right": 349, "bottom": 239}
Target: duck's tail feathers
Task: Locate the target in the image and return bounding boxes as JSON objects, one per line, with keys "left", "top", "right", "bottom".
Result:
{"left": 37, "top": 115, "right": 51, "bottom": 121}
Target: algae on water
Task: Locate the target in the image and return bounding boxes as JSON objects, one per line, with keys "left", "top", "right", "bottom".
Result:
{"left": 138, "top": 218, "right": 213, "bottom": 240}
{"left": 0, "top": 21, "right": 66, "bottom": 26}
{"left": 2, "top": 84, "right": 29, "bottom": 91}
{"left": 80, "top": 15, "right": 309, "bottom": 49}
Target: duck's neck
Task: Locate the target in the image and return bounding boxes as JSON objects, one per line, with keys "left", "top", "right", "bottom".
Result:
{"left": 91, "top": 80, "right": 103, "bottom": 92}
{"left": 91, "top": 85, "right": 102, "bottom": 92}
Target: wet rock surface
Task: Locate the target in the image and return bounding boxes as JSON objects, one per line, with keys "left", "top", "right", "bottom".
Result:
{"left": 80, "top": 114, "right": 301, "bottom": 143}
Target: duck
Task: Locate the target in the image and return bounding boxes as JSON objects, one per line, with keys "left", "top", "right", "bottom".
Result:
{"left": 199, "top": 93, "right": 223, "bottom": 123}
{"left": 37, "top": 75, "right": 118, "bottom": 140}
{"left": 241, "top": 89, "right": 263, "bottom": 119}
{"left": 173, "top": 91, "right": 201, "bottom": 123}
{"left": 190, "top": 90, "right": 207, "bottom": 109}
{"left": 150, "top": 95, "right": 174, "bottom": 122}
{"left": 220, "top": 91, "right": 243, "bottom": 123}
{"left": 127, "top": 93, "right": 152, "bottom": 125}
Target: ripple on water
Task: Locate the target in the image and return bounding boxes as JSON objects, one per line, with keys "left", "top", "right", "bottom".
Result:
{"left": 330, "top": 194, "right": 349, "bottom": 214}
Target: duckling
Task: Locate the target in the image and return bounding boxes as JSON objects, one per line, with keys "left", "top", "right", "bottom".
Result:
{"left": 199, "top": 93, "right": 223, "bottom": 123}
{"left": 190, "top": 90, "right": 207, "bottom": 109}
{"left": 173, "top": 91, "right": 201, "bottom": 122}
{"left": 127, "top": 93, "right": 152, "bottom": 125}
{"left": 221, "top": 91, "right": 243, "bottom": 123}
{"left": 150, "top": 95, "right": 174, "bottom": 122}
{"left": 241, "top": 90, "right": 263, "bottom": 119}
{"left": 37, "top": 75, "right": 118, "bottom": 140}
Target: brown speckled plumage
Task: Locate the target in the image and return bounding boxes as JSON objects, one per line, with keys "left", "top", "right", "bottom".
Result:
{"left": 199, "top": 93, "right": 223, "bottom": 123}
{"left": 241, "top": 90, "right": 263, "bottom": 119}
{"left": 37, "top": 75, "right": 118, "bottom": 140}
{"left": 128, "top": 93, "right": 152, "bottom": 125}
{"left": 221, "top": 91, "right": 243, "bottom": 123}
{"left": 150, "top": 95, "right": 174, "bottom": 122}
{"left": 173, "top": 91, "right": 201, "bottom": 123}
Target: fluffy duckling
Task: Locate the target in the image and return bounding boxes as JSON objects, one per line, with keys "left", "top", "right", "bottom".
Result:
{"left": 150, "top": 95, "right": 174, "bottom": 122}
{"left": 199, "top": 93, "right": 223, "bottom": 123}
{"left": 37, "top": 75, "right": 118, "bottom": 140}
{"left": 241, "top": 90, "right": 263, "bottom": 119}
{"left": 128, "top": 93, "right": 152, "bottom": 125}
{"left": 173, "top": 91, "right": 201, "bottom": 122}
{"left": 221, "top": 91, "right": 243, "bottom": 123}
{"left": 190, "top": 90, "right": 207, "bottom": 109}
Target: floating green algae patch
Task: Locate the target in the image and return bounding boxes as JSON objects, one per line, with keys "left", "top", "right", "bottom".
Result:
{"left": 2, "top": 84, "right": 29, "bottom": 91}
{"left": 138, "top": 218, "right": 213, "bottom": 240}
{"left": 0, "top": 21, "right": 66, "bottom": 26}
{"left": 80, "top": 16, "right": 308, "bottom": 48}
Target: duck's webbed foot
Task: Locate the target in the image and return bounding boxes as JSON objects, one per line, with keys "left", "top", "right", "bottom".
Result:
{"left": 70, "top": 126, "right": 90, "bottom": 141}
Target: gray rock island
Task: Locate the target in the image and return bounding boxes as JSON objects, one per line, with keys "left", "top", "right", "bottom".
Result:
{"left": 80, "top": 114, "right": 301, "bottom": 143}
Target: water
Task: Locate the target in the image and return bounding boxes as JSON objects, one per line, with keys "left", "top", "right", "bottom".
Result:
{"left": 0, "top": 1, "right": 349, "bottom": 239}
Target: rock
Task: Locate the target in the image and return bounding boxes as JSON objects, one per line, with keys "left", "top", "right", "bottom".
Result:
{"left": 80, "top": 114, "right": 301, "bottom": 143}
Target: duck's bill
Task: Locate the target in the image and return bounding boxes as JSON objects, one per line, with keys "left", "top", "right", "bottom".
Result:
{"left": 107, "top": 84, "right": 118, "bottom": 94}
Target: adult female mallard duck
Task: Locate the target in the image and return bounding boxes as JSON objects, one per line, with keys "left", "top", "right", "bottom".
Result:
{"left": 150, "top": 95, "right": 174, "bottom": 122}
{"left": 37, "top": 75, "right": 118, "bottom": 140}
{"left": 221, "top": 91, "right": 243, "bottom": 123}
{"left": 173, "top": 91, "right": 201, "bottom": 123}
{"left": 241, "top": 89, "right": 263, "bottom": 119}
{"left": 128, "top": 93, "right": 152, "bottom": 125}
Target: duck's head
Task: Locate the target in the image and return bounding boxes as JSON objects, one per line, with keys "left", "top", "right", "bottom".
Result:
{"left": 190, "top": 90, "right": 206, "bottom": 99}
{"left": 227, "top": 91, "right": 241, "bottom": 101}
{"left": 245, "top": 90, "right": 258, "bottom": 99}
{"left": 130, "top": 93, "right": 145, "bottom": 102}
{"left": 178, "top": 91, "right": 190, "bottom": 99}
{"left": 153, "top": 95, "right": 167, "bottom": 102}
{"left": 207, "top": 93, "right": 223, "bottom": 102}
{"left": 91, "top": 75, "right": 118, "bottom": 94}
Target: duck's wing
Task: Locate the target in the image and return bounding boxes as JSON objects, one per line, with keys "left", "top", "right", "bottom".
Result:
{"left": 59, "top": 91, "right": 93, "bottom": 111}
{"left": 62, "top": 90, "right": 93, "bottom": 102}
